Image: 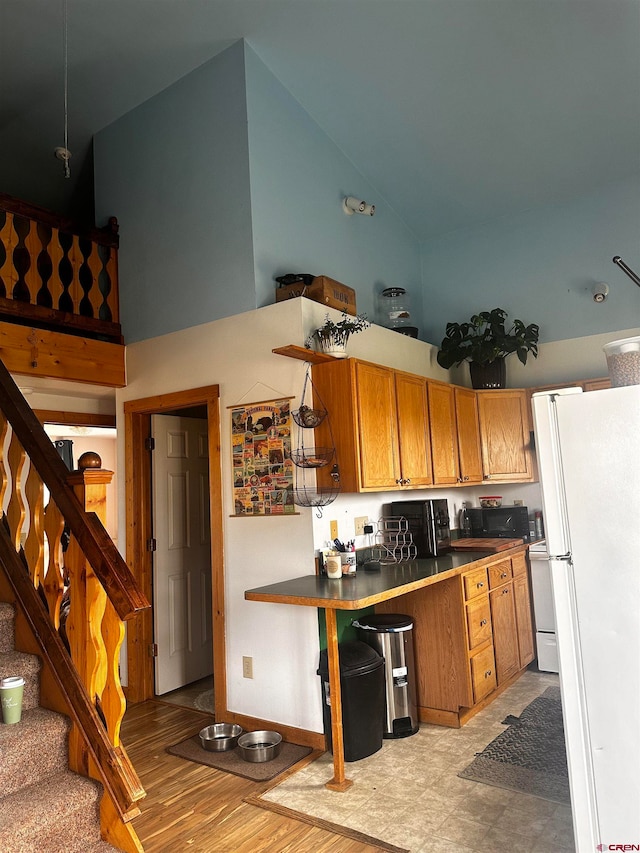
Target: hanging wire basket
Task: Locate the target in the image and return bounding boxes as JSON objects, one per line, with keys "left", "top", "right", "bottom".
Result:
{"left": 288, "top": 446, "right": 335, "bottom": 468}
{"left": 291, "top": 365, "right": 328, "bottom": 428}
{"left": 292, "top": 405, "right": 327, "bottom": 428}
{"left": 291, "top": 462, "right": 340, "bottom": 513}
{"left": 291, "top": 482, "right": 341, "bottom": 508}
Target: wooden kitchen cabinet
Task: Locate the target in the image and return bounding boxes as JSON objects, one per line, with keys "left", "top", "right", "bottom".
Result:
{"left": 394, "top": 371, "right": 433, "bottom": 488}
{"left": 426, "top": 380, "right": 460, "bottom": 485}
{"left": 376, "top": 547, "right": 534, "bottom": 727}
{"left": 477, "top": 389, "right": 535, "bottom": 481}
{"left": 312, "top": 359, "right": 432, "bottom": 492}
{"left": 489, "top": 581, "right": 520, "bottom": 684}
{"left": 454, "top": 387, "right": 483, "bottom": 484}
{"left": 512, "top": 552, "right": 535, "bottom": 668}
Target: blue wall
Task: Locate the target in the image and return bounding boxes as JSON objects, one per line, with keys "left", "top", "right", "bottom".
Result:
{"left": 420, "top": 178, "right": 640, "bottom": 346}
{"left": 244, "top": 44, "right": 422, "bottom": 326}
{"left": 94, "top": 42, "right": 255, "bottom": 343}
{"left": 94, "top": 40, "right": 422, "bottom": 343}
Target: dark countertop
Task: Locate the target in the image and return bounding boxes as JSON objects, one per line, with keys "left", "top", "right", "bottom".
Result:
{"left": 245, "top": 545, "right": 528, "bottom": 611}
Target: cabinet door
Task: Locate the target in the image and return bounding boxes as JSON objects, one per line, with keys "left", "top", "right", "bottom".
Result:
{"left": 427, "top": 381, "right": 460, "bottom": 485}
{"left": 355, "top": 361, "right": 401, "bottom": 490}
{"left": 395, "top": 372, "right": 433, "bottom": 487}
{"left": 514, "top": 572, "right": 535, "bottom": 668}
{"left": 477, "top": 390, "right": 534, "bottom": 481}
{"left": 489, "top": 582, "right": 520, "bottom": 683}
{"left": 454, "top": 387, "right": 483, "bottom": 484}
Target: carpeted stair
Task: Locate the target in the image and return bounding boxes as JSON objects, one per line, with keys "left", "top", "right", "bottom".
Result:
{"left": 0, "top": 602, "right": 121, "bottom": 852}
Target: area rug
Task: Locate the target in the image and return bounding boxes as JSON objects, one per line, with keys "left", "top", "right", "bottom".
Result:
{"left": 193, "top": 689, "right": 214, "bottom": 713}
{"left": 458, "top": 685, "right": 570, "bottom": 804}
{"left": 167, "top": 733, "right": 313, "bottom": 782}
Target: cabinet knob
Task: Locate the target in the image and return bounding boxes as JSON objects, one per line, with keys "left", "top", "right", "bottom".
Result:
{"left": 463, "top": 476, "right": 469, "bottom": 481}
{"left": 484, "top": 670, "right": 492, "bottom": 678}
{"left": 501, "top": 572, "right": 508, "bottom": 579}
{"left": 395, "top": 478, "right": 403, "bottom": 485}
{"left": 405, "top": 478, "right": 411, "bottom": 485}
{"left": 477, "top": 581, "right": 484, "bottom": 589}
{"left": 502, "top": 587, "right": 509, "bottom": 595}
{"left": 480, "top": 619, "right": 487, "bottom": 626}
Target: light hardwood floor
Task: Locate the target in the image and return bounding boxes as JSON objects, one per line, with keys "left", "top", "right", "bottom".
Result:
{"left": 121, "top": 700, "right": 386, "bottom": 853}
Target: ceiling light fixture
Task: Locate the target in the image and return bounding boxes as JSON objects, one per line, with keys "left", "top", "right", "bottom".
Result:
{"left": 54, "top": 0, "right": 71, "bottom": 178}
{"left": 343, "top": 196, "right": 375, "bottom": 216}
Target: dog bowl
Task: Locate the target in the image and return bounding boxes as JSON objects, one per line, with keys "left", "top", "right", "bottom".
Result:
{"left": 237, "top": 730, "right": 282, "bottom": 763}
{"left": 199, "top": 723, "right": 243, "bottom": 752}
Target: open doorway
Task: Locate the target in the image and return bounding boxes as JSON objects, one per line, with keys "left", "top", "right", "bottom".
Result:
{"left": 123, "top": 386, "right": 225, "bottom": 719}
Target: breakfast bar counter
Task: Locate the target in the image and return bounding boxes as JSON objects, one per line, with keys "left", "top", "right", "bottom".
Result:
{"left": 245, "top": 543, "right": 530, "bottom": 791}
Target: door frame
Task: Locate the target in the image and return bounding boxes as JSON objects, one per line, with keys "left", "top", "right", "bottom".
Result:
{"left": 123, "top": 386, "right": 225, "bottom": 716}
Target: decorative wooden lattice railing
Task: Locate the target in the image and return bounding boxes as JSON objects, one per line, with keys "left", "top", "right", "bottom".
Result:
{"left": 0, "top": 192, "right": 121, "bottom": 343}
{"left": 0, "top": 357, "right": 148, "bottom": 852}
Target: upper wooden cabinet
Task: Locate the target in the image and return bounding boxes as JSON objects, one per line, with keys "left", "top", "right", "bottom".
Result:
{"left": 476, "top": 390, "right": 535, "bottom": 482}
{"left": 427, "top": 381, "right": 459, "bottom": 485}
{"left": 310, "top": 357, "right": 537, "bottom": 493}
{"left": 454, "top": 387, "right": 483, "bottom": 484}
{"left": 395, "top": 371, "right": 433, "bottom": 488}
{"left": 312, "top": 359, "right": 432, "bottom": 492}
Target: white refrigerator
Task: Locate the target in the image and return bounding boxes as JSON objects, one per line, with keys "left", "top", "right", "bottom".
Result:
{"left": 532, "top": 386, "right": 640, "bottom": 851}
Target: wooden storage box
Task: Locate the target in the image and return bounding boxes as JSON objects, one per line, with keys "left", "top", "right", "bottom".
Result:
{"left": 275, "top": 275, "right": 357, "bottom": 315}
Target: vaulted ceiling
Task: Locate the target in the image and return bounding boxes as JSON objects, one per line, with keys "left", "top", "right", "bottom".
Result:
{"left": 1, "top": 1, "right": 638, "bottom": 241}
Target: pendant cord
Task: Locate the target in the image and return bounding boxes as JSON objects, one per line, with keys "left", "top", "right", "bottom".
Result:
{"left": 62, "top": 0, "right": 70, "bottom": 178}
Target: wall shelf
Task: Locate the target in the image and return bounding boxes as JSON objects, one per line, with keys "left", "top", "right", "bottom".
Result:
{"left": 272, "top": 344, "right": 336, "bottom": 364}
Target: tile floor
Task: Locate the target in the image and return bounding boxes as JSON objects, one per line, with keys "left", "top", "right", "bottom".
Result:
{"left": 262, "top": 669, "right": 574, "bottom": 853}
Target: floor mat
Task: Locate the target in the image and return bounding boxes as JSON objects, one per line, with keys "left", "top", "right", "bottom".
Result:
{"left": 167, "top": 733, "right": 313, "bottom": 782}
{"left": 458, "top": 685, "right": 570, "bottom": 804}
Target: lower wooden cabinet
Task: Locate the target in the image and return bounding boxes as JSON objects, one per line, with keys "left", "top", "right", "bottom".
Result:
{"left": 375, "top": 547, "right": 535, "bottom": 727}
{"left": 490, "top": 582, "right": 521, "bottom": 683}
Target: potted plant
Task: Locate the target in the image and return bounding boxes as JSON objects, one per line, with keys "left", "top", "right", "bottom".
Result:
{"left": 306, "top": 312, "right": 370, "bottom": 358}
{"left": 437, "top": 308, "right": 539, "bottom": 389}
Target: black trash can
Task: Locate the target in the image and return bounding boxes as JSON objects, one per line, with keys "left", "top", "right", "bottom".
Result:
{"left": 353, "top": 613, "right": 419, "bottom": 738}
{"left": 317, "top": 640, "right": 385, "bottom": 762}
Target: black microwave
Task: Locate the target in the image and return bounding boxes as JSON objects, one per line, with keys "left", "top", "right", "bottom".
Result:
{"left": 466, "top": 505, "right": 530, "bottom": 542}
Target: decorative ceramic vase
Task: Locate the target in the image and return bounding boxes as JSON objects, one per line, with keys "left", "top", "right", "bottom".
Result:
{"left": 469, "top": 358, "right": 506, "bottom": 389}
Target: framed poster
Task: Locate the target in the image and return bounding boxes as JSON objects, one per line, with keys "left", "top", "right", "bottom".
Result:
{"left": 230, "top": 397, "right": 296, "bottom": 516}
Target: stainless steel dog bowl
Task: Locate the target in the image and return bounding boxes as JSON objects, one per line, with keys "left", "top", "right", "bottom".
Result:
{"left": 199, "top": 723, "right": 243, "bottom": 752}
{"left": 237, "top": 730, "right": 282, "bottom": 763}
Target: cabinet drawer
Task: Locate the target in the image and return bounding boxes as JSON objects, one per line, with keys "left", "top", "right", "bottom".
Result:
{"left": 466, "top": 597, "right": 492, "bottom": 650}
{"left": 470, "top": 645, "right": 497, "bottom": 703}
{"left": 463, "top": 567, "right": 489, "bottom": 600}
{"left": 511, "top": 552, "right": 528, "bottom": 577}
{"left": 488, "top": 559, "right": 512, "bottom": 589}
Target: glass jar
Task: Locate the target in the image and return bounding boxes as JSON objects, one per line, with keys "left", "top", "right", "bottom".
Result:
{"left": 380, "top": 287, "right": 418, "bottom": 337}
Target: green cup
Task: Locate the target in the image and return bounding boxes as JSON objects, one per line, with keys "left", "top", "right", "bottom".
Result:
{"left": 0, "top": 676, "right": 25, "bottom": 724}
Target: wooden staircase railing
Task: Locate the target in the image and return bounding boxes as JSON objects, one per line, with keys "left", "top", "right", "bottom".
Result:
{"left": 0, "top": 357, "right": 149, "bottom": 853}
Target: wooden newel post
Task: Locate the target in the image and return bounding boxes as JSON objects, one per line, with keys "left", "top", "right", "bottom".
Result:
{"left": 64, "top": 453, "right": 123, "bottom": 774}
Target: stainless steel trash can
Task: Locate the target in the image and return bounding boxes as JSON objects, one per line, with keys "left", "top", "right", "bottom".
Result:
{"left": 353, "top": 613, "right": 419, "bottom": 738}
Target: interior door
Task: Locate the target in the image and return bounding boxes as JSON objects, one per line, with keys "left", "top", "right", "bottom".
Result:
{"left": 151, "top": 414, "right": 212, "bottom": 694}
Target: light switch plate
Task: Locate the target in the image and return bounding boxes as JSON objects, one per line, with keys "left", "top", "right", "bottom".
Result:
{"left": 242, "top": 656, "right": 253, "bottom": 679}
{"left": 330, "top": 520, "right": 338, "bottom": 540}
{"left": 354, "top": 516, "right": 368, "bottom": 536}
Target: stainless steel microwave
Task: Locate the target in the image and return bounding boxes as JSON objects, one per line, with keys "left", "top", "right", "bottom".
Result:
{"left": 466, "top": 505, "right": 530, "bottom": 542}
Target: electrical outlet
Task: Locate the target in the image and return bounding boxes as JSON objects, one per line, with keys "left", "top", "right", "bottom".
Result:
{"left": 354, "top": 516, "right": 368, "bottom": 536}
{"left": 330, "top": 520, "right": 338, "bottom": 540}
{"left": 242, "top": 656, "right": 253, "bottom": 679}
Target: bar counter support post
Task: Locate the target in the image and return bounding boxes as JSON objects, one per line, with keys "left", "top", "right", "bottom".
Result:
{"left": 323, "top": 607, "right": 353, "bottom": 791}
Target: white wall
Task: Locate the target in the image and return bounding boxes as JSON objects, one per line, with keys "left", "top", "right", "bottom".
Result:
{"left": 115, "top": 298, "right": 631, "bottom": 733}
